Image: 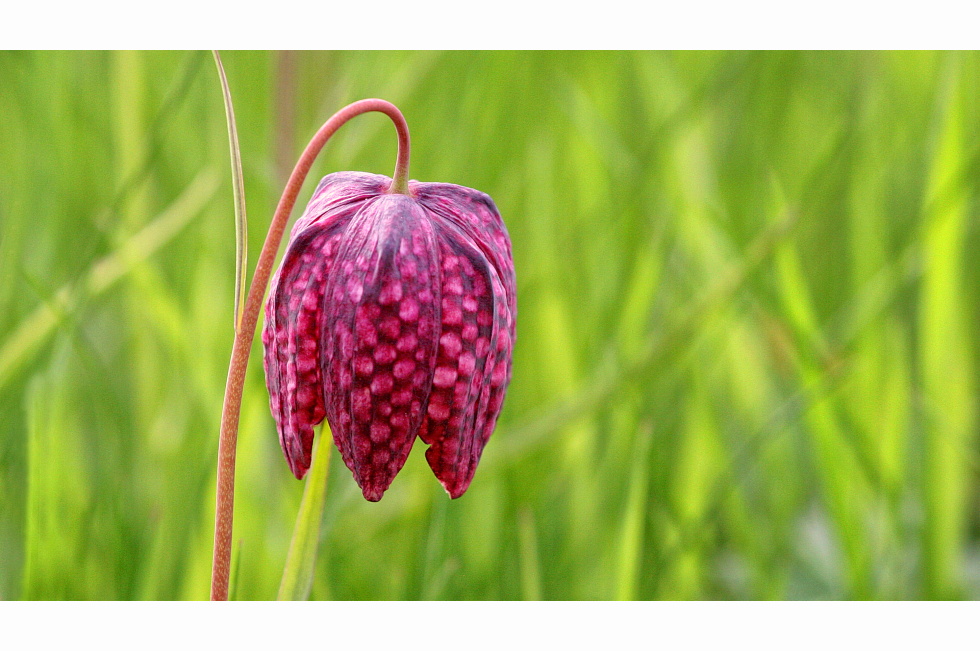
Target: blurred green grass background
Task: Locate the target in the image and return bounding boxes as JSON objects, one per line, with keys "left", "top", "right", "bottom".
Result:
{"left": 2, "top": 50, "right": 980, "bottom": 600}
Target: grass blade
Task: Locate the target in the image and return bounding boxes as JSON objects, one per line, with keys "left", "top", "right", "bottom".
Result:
{"left": 212, "top": 50, "right": 248, "bottom": 332}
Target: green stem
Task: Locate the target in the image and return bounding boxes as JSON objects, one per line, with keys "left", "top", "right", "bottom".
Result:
{"left": 278, "top": 431, "right": 333, "bottom": 600}
{"left": 210, "top": 98, "right": 411, "bottom": 601}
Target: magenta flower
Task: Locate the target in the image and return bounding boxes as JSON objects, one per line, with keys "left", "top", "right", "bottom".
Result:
{"left": 262, "top": 171, "right": 516, "bottom": 501}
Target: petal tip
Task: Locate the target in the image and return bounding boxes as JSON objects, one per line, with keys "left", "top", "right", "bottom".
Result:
{"left": 361, "top": 485, "right": 385, "bottom": 502}
{"left": 289, "top": 458, "right": 310, "bottom": 480}
{"left": 437, "top": 476, "right": 470, "bottom": 500}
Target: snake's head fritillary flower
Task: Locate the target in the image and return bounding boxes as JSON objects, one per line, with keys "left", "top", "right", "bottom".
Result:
{"left": 262, "top": 172, "right": 516, "bottom": 501}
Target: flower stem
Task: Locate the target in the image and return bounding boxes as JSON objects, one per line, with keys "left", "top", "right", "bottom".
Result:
{"left": 278, "top": 430, "right": 333, "bottom": 600}
{"left": 210, "top": 98, "right": 412, "bottom": 601}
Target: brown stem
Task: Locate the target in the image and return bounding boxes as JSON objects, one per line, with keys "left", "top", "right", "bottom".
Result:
{"left": 210, "top": 98, "right": 411, "bottom": 601}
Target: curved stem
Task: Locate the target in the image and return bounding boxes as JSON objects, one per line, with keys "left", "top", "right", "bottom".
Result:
{"left": 210, "top": 98, "right": 411, "bottom": 601}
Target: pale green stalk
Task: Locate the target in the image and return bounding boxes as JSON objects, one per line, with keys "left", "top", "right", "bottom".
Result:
{"left": 278, "top": 433, "right": 333, "bottom": 600}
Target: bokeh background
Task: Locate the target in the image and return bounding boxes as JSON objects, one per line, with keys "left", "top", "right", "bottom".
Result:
{"left": 2, "top": 50, "right": 980, "bottom": 600}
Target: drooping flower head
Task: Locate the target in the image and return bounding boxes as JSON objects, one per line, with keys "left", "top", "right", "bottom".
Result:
{"left": 262, "top": 172, "right": 516, "bottom": 501}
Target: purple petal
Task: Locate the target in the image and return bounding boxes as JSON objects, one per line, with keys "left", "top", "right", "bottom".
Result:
{"left": 263, "top": 227, "right": 337, "bottom": 478}
{"left": 412, "top": 184, "right": 517, "bottom": 498}
{"left": 413, "top": 182, "right": 517, "bottom": 321}
{"left": 321, "top": 194, "right": 442, "bottom": 501}
{"left": 414, "top": 229, "right": 504, "bottom": 497}
{"left": 262, "top": 172, "right": 387, "bottom": 479}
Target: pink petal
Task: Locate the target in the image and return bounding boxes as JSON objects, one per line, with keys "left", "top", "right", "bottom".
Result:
{"left": 412, "top": 185, "right": 517, "bottom": 498}
{"left": 262, "top": 172, "right": 387, "bottom": 479}
{"left": 321, "top": 194, "right": 442, "bottom": 501}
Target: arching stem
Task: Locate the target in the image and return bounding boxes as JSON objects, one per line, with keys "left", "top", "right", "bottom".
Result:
{"left": 210, "top": 98, "right": 411, "bottom": 601}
